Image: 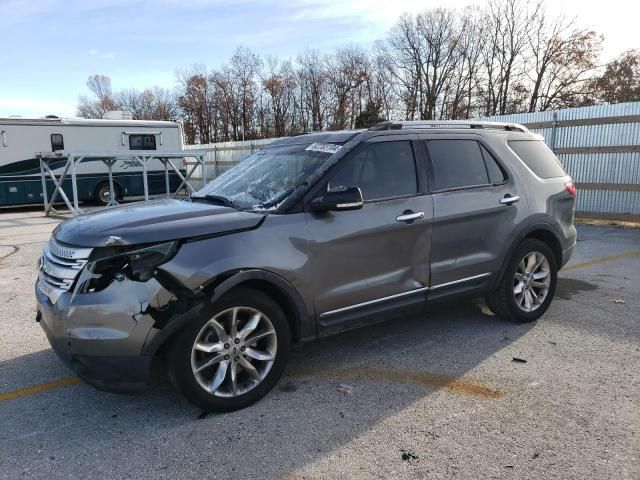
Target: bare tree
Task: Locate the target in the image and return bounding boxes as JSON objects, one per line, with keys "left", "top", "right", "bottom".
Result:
{"left": 228, "top": 47, "right": 261, "bottom": 140}
{"left": 261, "top": 57, "right": 297, "bottom": 137}
{"left": 77, "top": 0, "right": 616, "bottom": 140}
{"left": 590, "top": 49, "right": 640, "bottom": 104}
{"left": 325, "top": 47, "right": 369, "bottom": 129}
{"left": 176, "top": 68, "right": 217, "bottom": 144}
{"left": 297, "top": 49, "right": 328, "bottom": 131}
{"left": 479, "top": 0, "right": 536, "bottom": 116}
{"left": 77, "top": 74, "right": 118, "bottom": 118}
{"left": 527, "top": 12, "right": 602, "bottom": 111}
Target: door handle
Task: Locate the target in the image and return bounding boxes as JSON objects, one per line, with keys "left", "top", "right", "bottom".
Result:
{"left": 499, "top": 195, "right": 520, "bottom": 205}
{"left": 396, "top": 211, "right": 425, "bottom": 223}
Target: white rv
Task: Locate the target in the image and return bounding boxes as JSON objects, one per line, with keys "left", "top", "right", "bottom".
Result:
{"left": 0, "top": 112, "right": 184, "bottom": 206}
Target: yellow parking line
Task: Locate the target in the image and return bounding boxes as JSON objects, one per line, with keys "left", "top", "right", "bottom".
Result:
{"left": 0, "top": 376, "right": 80, "bottom": 401}
{"left": 563, "top": 250, "right": 640, "bottom": 271}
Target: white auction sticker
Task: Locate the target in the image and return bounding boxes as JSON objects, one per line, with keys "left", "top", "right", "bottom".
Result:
{"left": 305, "top": 143, "right": 343, "bottom": 154}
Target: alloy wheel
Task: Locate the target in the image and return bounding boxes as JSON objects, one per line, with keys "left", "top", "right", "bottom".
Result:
{"left": 190, "top": 307, "right": 277, "bottom": 398}
{"left": 513, "top": 251, "right": 551, "bottom": 312}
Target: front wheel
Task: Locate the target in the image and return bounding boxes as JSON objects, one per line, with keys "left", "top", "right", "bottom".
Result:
{"left": 167, "top": 287, "right": 291, "bottom": 412}
{"left": 486, "top": 239, "right": 558, "bottom": 323}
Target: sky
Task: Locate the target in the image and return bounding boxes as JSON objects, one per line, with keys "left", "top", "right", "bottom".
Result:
{"left": 1, "top": 0, "right": 638, "bottom": 118}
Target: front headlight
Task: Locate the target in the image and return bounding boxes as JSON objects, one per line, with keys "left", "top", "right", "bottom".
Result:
{"left": 74, "top": 241, "right": 178, "bottom": 295}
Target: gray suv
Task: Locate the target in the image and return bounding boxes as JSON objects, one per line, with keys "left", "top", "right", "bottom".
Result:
{"left": 35, "top": 121, "right": 577, "bottom": 411}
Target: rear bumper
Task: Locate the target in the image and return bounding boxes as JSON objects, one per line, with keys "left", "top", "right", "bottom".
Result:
{"left": 560, "top": 241, "right": 576, "bottom": 269}
{"left": 35, "top": 285, "right": 154, "bottom": 393}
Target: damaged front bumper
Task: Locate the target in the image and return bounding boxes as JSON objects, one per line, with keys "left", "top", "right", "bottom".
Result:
{"left": 35, "top": 276, "right": 174, "bottom": 393}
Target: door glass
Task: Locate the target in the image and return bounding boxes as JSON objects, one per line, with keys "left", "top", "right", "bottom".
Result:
{"left": 328, "top": 141, "right": 417, "bottom": 201}
{"left": 426, "top": 140, "right": 489, "bottom": 190}
{"left": 481, "top": 145, "right": 506, "bottom": 184}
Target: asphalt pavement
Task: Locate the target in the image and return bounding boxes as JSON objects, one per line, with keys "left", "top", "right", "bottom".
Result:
{"left": 0, "top": 208, "right": 638, "bottom": 479}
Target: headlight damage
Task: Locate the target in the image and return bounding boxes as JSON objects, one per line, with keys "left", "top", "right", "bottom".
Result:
{"left": 72, "top": 241, "right": 178, "bottom": 298}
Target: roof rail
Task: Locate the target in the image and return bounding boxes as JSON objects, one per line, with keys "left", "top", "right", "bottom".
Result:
{"left": 368, "top": 120, "right": 529, "bottom": 133}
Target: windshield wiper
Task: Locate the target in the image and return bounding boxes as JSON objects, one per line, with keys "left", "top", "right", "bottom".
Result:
{"left": 192, "top": 194, "right": 235, "bottom": 207}
{"left": 256, "top": 187, "right": 296, "bottom": 210}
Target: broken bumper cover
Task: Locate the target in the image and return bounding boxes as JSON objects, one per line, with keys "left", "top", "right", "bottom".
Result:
{"left": 35, "top": 284, "right": 156, "bottom": 393}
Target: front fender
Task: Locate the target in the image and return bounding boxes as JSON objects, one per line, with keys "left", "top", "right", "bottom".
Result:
{"left": 142, "top": 269, "right": 313, "bottom": 355}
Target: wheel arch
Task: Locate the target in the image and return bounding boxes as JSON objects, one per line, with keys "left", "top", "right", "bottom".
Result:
{"left": 494, "top": 221, "right": 563, "bottom": 288}
{"left": 143, "top": 269, "right": 313, "bottom": 356}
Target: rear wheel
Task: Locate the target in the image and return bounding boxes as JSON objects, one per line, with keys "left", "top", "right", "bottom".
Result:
{"left": 167, "top": 287, "right": 291, "bottom": 412}
{"left": 93, "top": 182, "right": 121, "bottom": 206}
{"left": 486, "top": 239, "right": 557, "bottom": 323}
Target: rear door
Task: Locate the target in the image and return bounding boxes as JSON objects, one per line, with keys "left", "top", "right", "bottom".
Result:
{"left": 420, "top": 134, "right": 529, "bottom": 292}
{"left": 304, "top": 135, "right": 433, "bottom": 332}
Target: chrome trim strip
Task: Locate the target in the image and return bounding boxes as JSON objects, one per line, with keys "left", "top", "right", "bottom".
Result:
{"left": 430, "top": 272, "right": 491, "bottom": 290}
{"left": 320, "top": 286, "right": 429, "bottom": 318}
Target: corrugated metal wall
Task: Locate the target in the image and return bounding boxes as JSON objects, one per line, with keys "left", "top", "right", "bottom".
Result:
{"left": 186, "top": 102, "right": 640, "bottom": 219}
{"left": 486, "top": 102, "right": 640, "bottom": 218}
{"left": 185, "top": 138, "right": 281, "bottom": 184}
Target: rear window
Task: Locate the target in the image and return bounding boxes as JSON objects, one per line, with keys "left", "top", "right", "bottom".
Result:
{"left": 508, "top": 140, "right": 566, "bottom": 178}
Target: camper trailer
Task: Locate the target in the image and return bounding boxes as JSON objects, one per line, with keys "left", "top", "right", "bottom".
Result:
{"left": 0, "top": 112, "right": 185, "bottom": 206}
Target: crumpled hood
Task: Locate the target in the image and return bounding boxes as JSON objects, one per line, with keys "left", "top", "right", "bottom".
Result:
{"left": 53, "top": 199, "right": 265, "bottom": 247}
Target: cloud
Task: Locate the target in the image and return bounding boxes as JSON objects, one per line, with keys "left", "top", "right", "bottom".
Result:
{"left": 88, "top": 49, "right": 115, "bottom": 59}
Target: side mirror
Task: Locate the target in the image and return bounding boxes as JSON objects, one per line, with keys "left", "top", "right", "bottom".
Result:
{"left": 310, "top": 186, "right": 363, "bottom": 212}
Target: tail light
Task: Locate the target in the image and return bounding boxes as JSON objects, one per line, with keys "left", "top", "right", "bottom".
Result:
{"left": 565, "top": 181, "right": 577, "bottom": 197}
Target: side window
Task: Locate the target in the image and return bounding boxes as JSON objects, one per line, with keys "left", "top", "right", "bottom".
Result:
{"left": 508, "top": 140, "right": 566, "bottom": 178}
{"left": 481, "top": 145, "right": 506, "bottom": 184}
{"left": 50, "top": 134, "right": 64, "bottom": 151}
{"left": 425, "top": 140, "right": 489, "bottom": 191}
{"left": 328, "top": 141, "right": 418, "bottom": 201}
{"left": 129, "top": 134, "right": 157, "bottom": 150}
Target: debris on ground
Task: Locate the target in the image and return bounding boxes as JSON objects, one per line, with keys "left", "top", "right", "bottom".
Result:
{"left": 400, "top": 450, "right": 419, "bottom": 463}
{"left": 279, "top": 382, "right": 297, "bottom": 392}
{"left": 512, "top": 357, "right": 527, "bottom": 363}
{"left": 612, "top": 299, "right": 626, "bottom": 304}
{"left": 337, "top": 384, "right": 353, "bottom": 395}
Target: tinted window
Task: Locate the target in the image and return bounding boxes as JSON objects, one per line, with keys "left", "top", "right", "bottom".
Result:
{"left": 426, "top": 140, "right": 489, "bottom": 190}
{"left": 329, "top": 141, "right": 417, "bottom": 201}
{"left": 129, "top": 134, "right": 157, "bottom": 150}
{"left": 481, "top": 145, "right": 506, "bottom": 184}
{"left": 50, "top": 134, "right": 64, "bottom": 151}
{"left": 508, "top": 140, "right": 566, "bottom": 178}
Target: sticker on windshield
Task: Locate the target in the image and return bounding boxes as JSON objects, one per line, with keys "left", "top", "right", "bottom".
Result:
{"left": 305, "top": 143, "right": 342, "bottom": 154}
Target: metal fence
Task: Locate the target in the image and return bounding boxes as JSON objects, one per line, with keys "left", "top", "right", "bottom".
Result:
{"left": 184, "top": 138, "right": 282, "bottom": 188}
{"left": 486, "top": 102, "right": 640, "bottom": 219}
{"left": 186, "top": 102, "right": 640, "bottom": 220}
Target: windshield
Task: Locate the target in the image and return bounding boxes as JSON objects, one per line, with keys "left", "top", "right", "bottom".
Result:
{"left": 192, "top": 143, "right": 341, "bottom": 210}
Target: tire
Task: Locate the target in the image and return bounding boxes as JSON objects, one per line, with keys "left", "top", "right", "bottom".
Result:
{"left": 486, "top": 239, "right": 558, "bottom": 323}
{"left": 167, "top": 287, "right": 291, "bottom": 412}
{"left": 93, "top": 182, "right": 121, "bottom": 206}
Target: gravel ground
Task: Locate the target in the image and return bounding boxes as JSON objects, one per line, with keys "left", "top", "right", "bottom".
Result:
{"left": 0, "top": 208, "right": 638, "bottom": 480}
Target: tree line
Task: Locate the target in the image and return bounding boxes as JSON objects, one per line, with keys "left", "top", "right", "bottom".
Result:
{"left": 77, "top": 0, "right": 640, "bottom": 144}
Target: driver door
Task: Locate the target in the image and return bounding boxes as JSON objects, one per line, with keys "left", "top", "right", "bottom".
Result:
{"left": 303, "top": 135, "right": 433, "bottom": 334}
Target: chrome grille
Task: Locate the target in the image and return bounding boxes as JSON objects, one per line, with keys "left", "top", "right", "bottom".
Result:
{"left": 37, "top": 238, "right": 93, "bottom": 304}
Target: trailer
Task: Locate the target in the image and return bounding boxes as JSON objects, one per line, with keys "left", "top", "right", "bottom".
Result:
{"left": 0, "top": 112, "right": 186, "bottom": 207}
